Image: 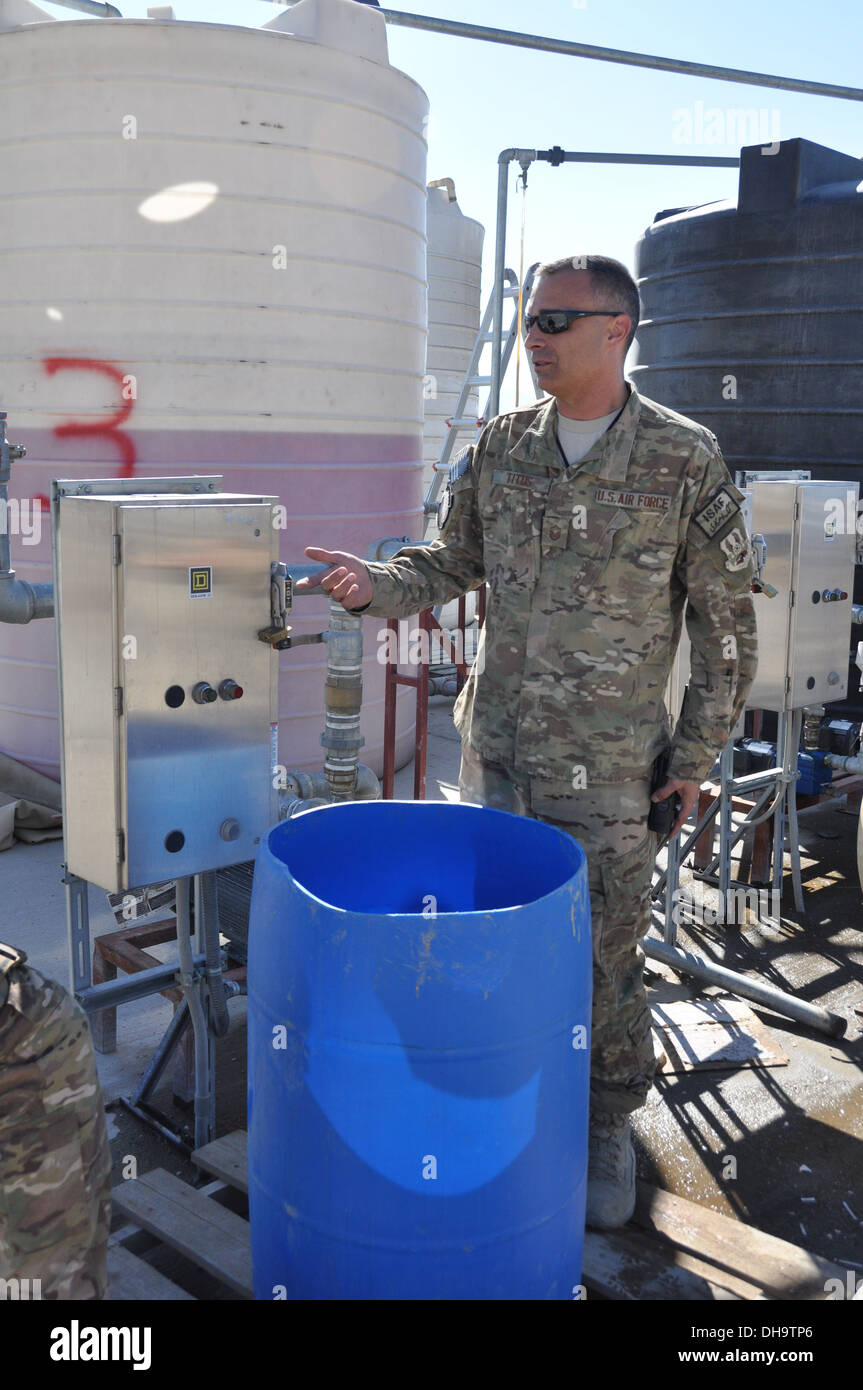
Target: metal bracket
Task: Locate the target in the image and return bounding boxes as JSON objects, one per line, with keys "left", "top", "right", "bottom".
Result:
{"left": 62, "top": 863, "right": 92, "bottom": 994}
{"left": 52, "top": 475, "right": 223, "bottom": 501}
{"left": 258, "top": 560, "right": 293, "bottom": 646}
{"left": 0, "top": 413, "right": 26, "bottom": 485}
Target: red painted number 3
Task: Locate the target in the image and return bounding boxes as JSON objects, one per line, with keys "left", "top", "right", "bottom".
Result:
{"left": 43, "top": 356, "right": 137, "bottom": 472}
{"left": 33, "top": 357, "right": 137, "bottom": 515}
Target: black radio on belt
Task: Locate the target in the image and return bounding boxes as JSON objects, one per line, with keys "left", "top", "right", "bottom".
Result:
{"left": 648, "top": 749, "right": 681, "bottom": 838}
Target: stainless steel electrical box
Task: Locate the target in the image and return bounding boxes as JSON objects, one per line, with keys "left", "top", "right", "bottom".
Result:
{"left": 55, "top": 484, "right": 279, "bottom": 892}
{"left": 665, "top": 478, "right": 858, "bottom": 727}
{"left": 747, "top": 479, "right": 858, "bottom": 711}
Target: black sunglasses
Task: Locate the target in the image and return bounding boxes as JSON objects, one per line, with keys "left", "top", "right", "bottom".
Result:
{"left": 523, "top": 309, "right": 623, "bottom": 336}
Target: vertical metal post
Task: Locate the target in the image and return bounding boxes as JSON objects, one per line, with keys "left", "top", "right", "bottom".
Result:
{"left": 718, "top": 739, "right": 735, "bottom": 900}
{"left": 663, "top": 829, "right": 680, "bottom": 945}
{"left": 773, "top": 711, "right": 788, "bottom": 897}
{"left": 489, "top": 153, "right": 512, "bottom": 418}
{"left": 64, "top": 866, "right": 92, "bottom": 994}
{"left": 382, "top": 619, "right": 398, "bottom": 798}
{"left": 787, "top": 708, "right": 804, "bottom": 912}
{"left": 414, "top": 610, "right": 431, "bottom": 800}
{"left": 456, "top": 594, "right": 467, "bottom": 693}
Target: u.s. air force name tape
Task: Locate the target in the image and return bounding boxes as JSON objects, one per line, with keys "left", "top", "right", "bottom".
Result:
{"left": 594, "top": 487, "right": 671, "bottom": 512}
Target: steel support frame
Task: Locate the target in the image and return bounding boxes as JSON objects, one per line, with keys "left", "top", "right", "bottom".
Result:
{"left": 649, "top": 710, "right": 846, "bottom": 1036}
{"left": 69, "top": 871, "right": 221, "bottom": 1150}
{"left": 488, "top": 148, "right": 739, "bottom": 416}
{"left": 381, "top": 591, "right": 488, "bottom": 799}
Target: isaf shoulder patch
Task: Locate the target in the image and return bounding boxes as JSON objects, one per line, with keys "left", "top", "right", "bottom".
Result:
{"left": 693, "top": 484, "right": 740, "bottom": 538}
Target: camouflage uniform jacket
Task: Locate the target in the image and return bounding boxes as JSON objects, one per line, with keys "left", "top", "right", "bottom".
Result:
{"left": 361, "top": 383, "right": 758, "bottom": 790}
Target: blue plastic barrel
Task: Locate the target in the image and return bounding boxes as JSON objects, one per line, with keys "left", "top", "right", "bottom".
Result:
{"left": 247, "top": 799, "right": 591, "bottom": 1301}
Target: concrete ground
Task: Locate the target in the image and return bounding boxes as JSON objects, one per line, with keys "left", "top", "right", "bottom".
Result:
{"left": 2, "top": 692, "right": 862, "bottom": 1293}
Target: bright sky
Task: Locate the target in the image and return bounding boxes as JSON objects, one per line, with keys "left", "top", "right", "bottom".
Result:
{"left": 38, "top": 0, "right": 863, "bottom": 405}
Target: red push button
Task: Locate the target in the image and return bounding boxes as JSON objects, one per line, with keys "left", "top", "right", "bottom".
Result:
{"left": 219, "top": 679, "right": 244, "bottom": 701}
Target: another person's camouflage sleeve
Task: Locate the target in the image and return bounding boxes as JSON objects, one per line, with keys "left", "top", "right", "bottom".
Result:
{"left": 0, "top": 961, "right": 112, "bottom": 1299}
{"left": 668, "top": 441, "right": 758, "bottom": 784}
{"left": 357, "top": 439, "right": 487, "bottom": 619}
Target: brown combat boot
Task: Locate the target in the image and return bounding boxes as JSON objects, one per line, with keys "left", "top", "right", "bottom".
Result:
{"left": 585, "top": 1109, "right": 636, "bottom": 1230}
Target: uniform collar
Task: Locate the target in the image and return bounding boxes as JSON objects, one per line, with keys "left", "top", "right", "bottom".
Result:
{"left": 508, "top": 380, "right": 641, "bottom": 482}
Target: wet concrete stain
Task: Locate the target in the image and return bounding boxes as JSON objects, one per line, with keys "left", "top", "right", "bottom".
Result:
{"left": 638, "top": 795, "right": 863, "bottom": 1274}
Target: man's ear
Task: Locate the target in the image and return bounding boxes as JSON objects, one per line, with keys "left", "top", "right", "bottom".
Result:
{"left": 608, "top": 315, "right": 630, "bottom": 348}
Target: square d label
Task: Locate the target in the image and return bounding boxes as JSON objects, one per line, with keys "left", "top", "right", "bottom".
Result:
{"left": 189, "top": 565, "right": 212, "bottom": 597}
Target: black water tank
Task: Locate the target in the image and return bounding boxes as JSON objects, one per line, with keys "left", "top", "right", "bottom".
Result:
{"left": 632, "top": 138, "right": 863, "bottom": 481}
{"left": 634, "top": 138, "right": 863, "bottom": 719}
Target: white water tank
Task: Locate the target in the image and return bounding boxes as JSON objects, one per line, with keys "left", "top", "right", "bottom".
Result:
{"left": 424, "top": 180, "right": 484, "bottom": 515}
{"left": 0, "top": 0, "right": 428, "bottom": 780}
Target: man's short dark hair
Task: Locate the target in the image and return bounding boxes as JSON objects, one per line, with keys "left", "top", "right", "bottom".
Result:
{"left": 536, "top": 254, "right": 640, "bottom": 353}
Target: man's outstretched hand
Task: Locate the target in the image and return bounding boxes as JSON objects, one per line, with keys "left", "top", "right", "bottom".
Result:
{"left": 651, "top": 777, "right": 699, "bottom": 839}
{"left": 294, "top": 547, "right": 374, "bottom": 611}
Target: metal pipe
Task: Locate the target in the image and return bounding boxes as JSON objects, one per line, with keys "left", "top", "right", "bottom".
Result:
{"left": 116, "top": 1097, "right": 191, "bottom": 1153}
{"left": 643, "top": 937, "right": 847, "bottom": 1037}
{"left": 131, "top": 998, "right": 190, "bottom": 1106}
{"left": 0, "top": 568, "right": 54, "bottom": 623}
{"left": 825, "top": 751, "right": 863, "bottom": 774}
{"left": 32, "top": 0, "right": 122, "bottom": 15}
{"left": 175, "top": 875, "right": 211, "bottom": 1150}
{"left": 280, "top": 763, "right": 380, "bottom": 808}
{"left": 77, "top": 953, "right": 206, "bottom": 1012}
{"left": 428, "top": 176, "right": 456, "bottom": 202}
{"left": 489, "top": 151, "right": 517, "bottom": 416}
{"left": 379, "top": 10, "right": 863, "bottom": 102}
{"left": 429, "top": 675, "right": 458, "bottom": 696}
{"left": 488, "top": 147, "right": 740, "bottom": 417}
{"left": 281, "top": 795, "right": 331, "bottom": 818}
{"left": 321, "top": 597, "right": 365, "bottom": 799}
{"left": 0, "top": 416, "right": 54, "bottom": 624}
{"left": 787, "top": 709, "right": 804, "bottom": 912}
{"left": 718, "top": 739, "right": 734, "bottom": 899}
{"left": 366, "top": 536, "right": 427, "bottom": 562}
{"left": 199, "top": 870, "right": 229, "bottom": 1039}
{"left": 773, "top": 711, "right": 790, "bottom": 898}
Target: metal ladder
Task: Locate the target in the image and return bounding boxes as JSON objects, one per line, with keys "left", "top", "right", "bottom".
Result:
{"left": 423, "top": 262, "right": 541, "bottom": 517}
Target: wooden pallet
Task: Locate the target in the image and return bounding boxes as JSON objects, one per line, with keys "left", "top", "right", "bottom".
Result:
{"left": 584, "top": 1183, "right": 848, "bottom": 1301}
{"left": 107, "top": 1129, "right": 849, "bottom": 1301}
{"left": 109, "top": 1163, "right": 253, "bottom": 1301}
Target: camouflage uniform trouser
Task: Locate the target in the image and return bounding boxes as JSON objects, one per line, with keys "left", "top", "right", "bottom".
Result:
{"left": 458, "top": 740, "right": 657, "bottom": 1115}
{"left": 0, "top": 959, "right": 111, "bottom": 1299}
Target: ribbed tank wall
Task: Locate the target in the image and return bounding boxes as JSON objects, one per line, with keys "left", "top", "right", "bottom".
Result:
{"left": 632, "top": 139, "right": 863, "bottom": 480}
{"left": 424, "top": 184, "right": 484, "bottom": 507}
{"left": 0, "top": 2, "right": 428, "bottom": 780}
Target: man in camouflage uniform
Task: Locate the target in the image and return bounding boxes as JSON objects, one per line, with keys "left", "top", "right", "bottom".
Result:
{"left": 0, "top": 942, "right": 111, "bottom": 1299}
{"left": 298, "top": 255, "right": 757, "bottom": 1229}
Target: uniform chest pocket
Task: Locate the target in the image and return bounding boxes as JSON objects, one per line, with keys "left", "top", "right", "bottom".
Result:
{"left": 567, "top": 506, "right": 677, "bottom": 604}
{"left": 480, "top": 478, "right": 546, "bottom": 579}
{"left": 565, "top": 506, "right": 632, "bottom": 598}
